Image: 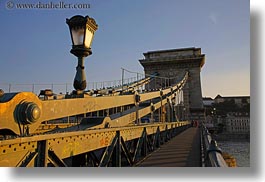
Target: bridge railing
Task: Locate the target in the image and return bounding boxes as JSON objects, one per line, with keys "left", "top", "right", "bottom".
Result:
{"left": 201, "top": 124, "right": 228, "bottom": 167}
{"left": 0, "top": 76, "right": 143, "bottom": 95}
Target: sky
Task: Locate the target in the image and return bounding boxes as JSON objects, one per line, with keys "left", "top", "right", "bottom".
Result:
{"left": 0, "top": 0, "right": 250, "bottom": 98}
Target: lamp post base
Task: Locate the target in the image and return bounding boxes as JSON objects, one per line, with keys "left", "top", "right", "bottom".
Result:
{"left": 72, "top": 90, "right": 84, "bottom": 95}
{"left": 74, "top": 80, "right": 86, "bottom": 91}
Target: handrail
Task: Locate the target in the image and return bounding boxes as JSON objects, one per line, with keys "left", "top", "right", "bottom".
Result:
{"left": 201, "top": 124, "right": 228, "bottom": 167}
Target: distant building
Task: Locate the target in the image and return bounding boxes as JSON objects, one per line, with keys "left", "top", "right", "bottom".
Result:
{"left": 214, "top": 95, "right": 250, "bottom": 107}
{"left": 226, "top": 113, "right": 250, "bottom": 133}
{"left": 203, "top": 97, "right": 214, "bottom": 107}
{"left": 203, "top": 95, "right": 250, "bottom": 134}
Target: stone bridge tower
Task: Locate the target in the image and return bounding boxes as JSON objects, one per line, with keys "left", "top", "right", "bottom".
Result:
{"left": 139, "top": 47, "right": 205, "bottom": 122}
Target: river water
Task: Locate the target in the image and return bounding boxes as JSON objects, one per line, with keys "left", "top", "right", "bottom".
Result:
{"left": 218, "top": 141, "right": 250, "bottom": 167}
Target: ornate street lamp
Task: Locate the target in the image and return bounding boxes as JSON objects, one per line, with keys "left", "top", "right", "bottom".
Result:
{"left": 66, "top": 15, "right": 98, "bottom": 92}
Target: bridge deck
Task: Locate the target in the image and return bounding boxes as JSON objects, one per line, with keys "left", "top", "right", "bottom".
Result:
{"left": 137, "top": 127, "right": 201, "bottom": 167}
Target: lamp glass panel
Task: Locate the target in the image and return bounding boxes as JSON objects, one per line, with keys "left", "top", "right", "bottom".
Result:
{"left": 71, "top": 28, "right": 85, "bottom": 45}
{"left": 84, "top": 28, "right": 93, "bottom": 48}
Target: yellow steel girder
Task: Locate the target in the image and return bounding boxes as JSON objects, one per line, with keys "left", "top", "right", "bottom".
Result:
{"left": 0, "top": 72, "right": 188, "bottom": 135}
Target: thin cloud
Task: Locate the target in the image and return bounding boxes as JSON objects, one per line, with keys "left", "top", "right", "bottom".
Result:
{"left": 209, "top": 13, "right": 218, "bottom": 24}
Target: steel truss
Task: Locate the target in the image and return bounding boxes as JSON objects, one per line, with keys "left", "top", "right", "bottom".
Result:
{"left": 0, "top": 121, "right": 190, "bottom": 167}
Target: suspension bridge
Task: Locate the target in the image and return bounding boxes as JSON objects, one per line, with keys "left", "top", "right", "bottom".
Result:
{"left": 0, "top": 47, "right": 228, "bottom": 167}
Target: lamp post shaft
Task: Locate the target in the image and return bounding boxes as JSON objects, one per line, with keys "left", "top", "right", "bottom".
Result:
{"left": 73, "top": 57, "right": 86, "bottom": 91}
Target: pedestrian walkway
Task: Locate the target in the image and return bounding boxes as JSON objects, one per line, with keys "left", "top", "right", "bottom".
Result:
{"left": 137, "top": 127, "right": 201, "bottom": 167}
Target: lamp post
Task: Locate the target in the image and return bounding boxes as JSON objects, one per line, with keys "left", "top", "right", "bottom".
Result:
{"left": 66, "top": 15, "right": 98, "bottom": 92}
{"left": 212, "top": 107, "right": 216, "bottom": 126}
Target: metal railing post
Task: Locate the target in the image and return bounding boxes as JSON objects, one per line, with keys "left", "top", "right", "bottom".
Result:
{"left": 201, "top": 124, "right": 228, "bottom": 167}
